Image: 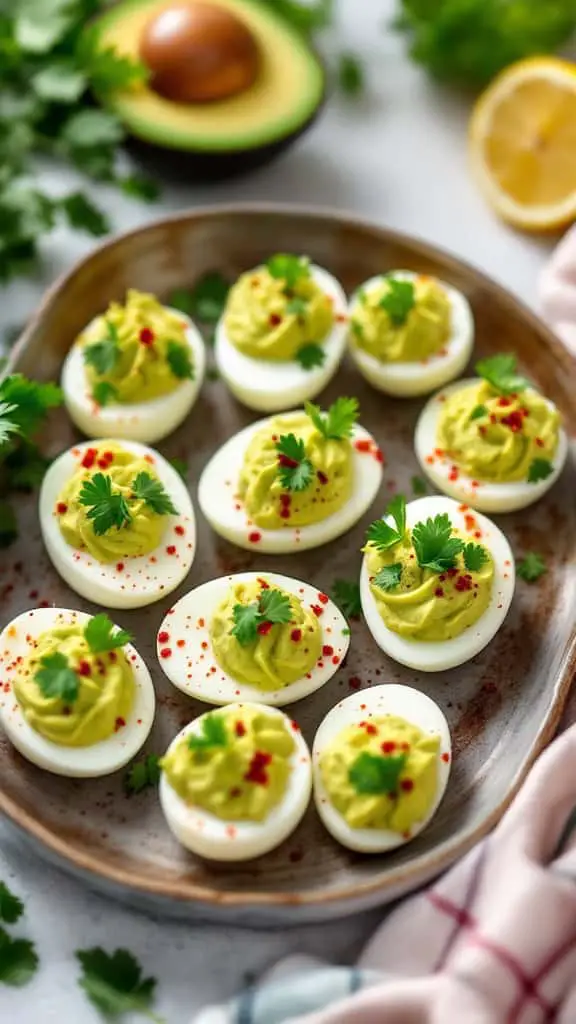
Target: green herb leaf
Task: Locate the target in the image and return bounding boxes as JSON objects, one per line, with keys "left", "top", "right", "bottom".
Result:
{"left": 0, "top": 402, "right": 18, "bottom": 446}
{"left": 132, "top": 472, "right": 178, "bottom": 516}
{"left": 92, "top": 381, "right": 117, "bottom": 407}
{"left": 517, "top": 552, "right": 547, "bottom": 583}
{"left": 463, "top": 543, "right": 488, "bottom": 572}
{"left": 32, "top": 61, "right": 86, "bottom": 102}
{"left": 169, "top": 457, "right": 188, "bottom": 480}
{"left": 0, "top": 883, "right": 24, "bottom": 925}
{"left": 15, "top": 0, "right": 77, "bottom": 54}
{"left": 188, "top": 713, "right": 227, "bottom": 751}
{"left": 78, "top": 25, "right": 149, "bottom": 95}
{"left": 412, "top": 513, "right": 464, "bottom": 573}
{"left": 76, "top": 947, "right": 161, "bottom": 1019}
{"left": 296, "top": 343, "right": 326, "bottom": 369}
{"left": 374, "top": 563, "right": 403, "bottom": 591}
{"left": 338, "top": 52, "right": 364, "bottom": 96}
{"left": 332, "top": 579, "right": 361, "bottom": 619}
{"left": 171, "top": 273, "right": 230, "bottom": 322}
{"left": 231, "top": 602, "right": 262, "bottom": 647}
{"left": 275, "top": 434, "right": 314, "bottom": 492}
{"left": 349, "top": 751, "right": 407, "bottom": 795}
{"left": 266, "top": 253, "right": 310, "bottom": 290}
{"left": 83, "top": 321, "right": 119, "bottom": 376}
{"left": 166, "top": 340, "right": 194, "bottom": 380}
{"left": 62, "top": 108, "right": 124, "bottom": 150}
{"left": 35, "top": 652, "right": 79, "bottom": 703}
{"left": 527, "top": 458, "right": 554, "bottom": 484}
{"left": 470, "top": 404, "right": 488, "bottom": 421}
{"left": 366, "top": 494, "right": 406, "bottom": 551}
{"left": 379, "top": 277, "right": 415, "bottom": 326}
{"left": 84, "top": 614, "right": 132, "bottom": 655}
{"left": 125, "top": 755, "right": 161, "bottom": 795}
{"left": 0, "top": 926, "right": 38, "bottom": 987}
{"left": 264, "top": 0, "right": 334, "bottom": 36}
{"left": 118, "top": 173, "right": 160, "bottom": 203}
{"left": 286, "top": 296, "right": 308, "bottom": 316}
{"left": 475, "top": 353, "right": 529, "bottom": 394}
{"left": 4, "top": 440, "right": 49, "bottom": 490}
{"left": 0, "top": 375, "right": 61, "bottom": 436}
{"left": 259, "top": 588, "right": 292, "bottom": 624}
{"left": 411, "top": 475, "right": 427, "bottom": 496}
{"left": 78, "top": 473, "right": 132, "bottom": 536}
{"left": 60, "top": 192, "right": 109, "bottom": 237}
{"left": 304, "top": 396, "right": 359, "bottom": 440}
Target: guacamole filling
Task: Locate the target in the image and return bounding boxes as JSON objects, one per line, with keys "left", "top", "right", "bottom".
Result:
{"left": 224, "top": 255, "right": 334, "bottom": 361}
{"left": 320, "top": 714, "right": 440, "bottom": 833}
{"left": 437, "top": 380, "right": 559, "bottom": 483}
{"left": 210, "top": 578, "right": 321, "bottom": 690}
{"left": 239, "top": 410, "right": 353, "bottom": 529}
{"left": 350, "top": 274, "right": 451, "bottom": 363}
{"left": 57, "top": 442, "right": 176, "bottom": 563}
{"left": 14, "top": 624, "right": 134, "bottom": 747}
{"left": 161, "top": 707, "right": 295, "bottom": 822}
{"left": 80, "top": 289, "right": 194, "bottom": 406}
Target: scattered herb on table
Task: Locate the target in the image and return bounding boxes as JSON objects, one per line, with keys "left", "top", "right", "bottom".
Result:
{"left": 125, "top": 754, "right": 161, "bottom": 795}
{"left": 168, "top": 457, "right": 188, "bottom": 480}
{"left": 0, "top": 883, "right": 24, "bottom": 927}
{"left": 411, "top": 475, "right": 427, "bottom": 496}
{"left": 337, "top": 53, "right": 365, "bottom": 96}
{"left": 77, "top": 946, "right": 165, "bottom": 1022}
{"left": 331, "top": 579, "right": 362, "bottom": 619}
{"left": 0, "top": 927, "right": 39, "bottom": 988}
{"left": 517, "top": 552, "right": 547, "bottom": 583}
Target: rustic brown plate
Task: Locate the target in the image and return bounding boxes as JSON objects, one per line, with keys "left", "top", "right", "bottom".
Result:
{"left": 1, "top": 205, "right": 576, "bottom": 925}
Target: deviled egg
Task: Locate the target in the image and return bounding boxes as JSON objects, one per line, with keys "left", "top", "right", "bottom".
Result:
{"left": 159, "top": 703, "right": 312, "bottom": 861}
{"left": 61, "top": 289, "right": 206, "bottom": 444}
{"left": 198, "top": 397, "right": 383, "bottom": 553}
{"left": 360, "top": 494, "right": 515, "bottom": 671}
{"left": 415, "top": 354, "right": 568, "bottom": 512}
{"left": 40, "top": 438, "right": 195, "bottom": 608}
{"left": 0, "top": 608, "right": 155, "bottom": 777}
{"left": 214, "top": 253, "right": 348, "bottom": 412}
{"left": 156, "top": 572, "right": 349, "bottom": 706}
{"left": 348, "top": 270, "right": 474, "bottom": 397}
{"left": 313, "top": 684, "right": 451, "bottom": 852}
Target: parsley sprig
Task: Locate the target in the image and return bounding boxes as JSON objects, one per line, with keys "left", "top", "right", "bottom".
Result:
{"left": 366, "top": 494, "right": 407, "bottom": 551}
{"left": 188, "top": 713, "right": 227, "bottom": 752}
{"left": 475, "top": 353, "right": 529, "bottom": 394}
{"left": 231, "top": 588, "right": 292, "bottom": 647}
{"left": 85, "top": 613, "right": 131, "bottom": 654}
{"left": 462, "top": 543, "right": 488, "bottom": 572}
{"left": 379, "top": 276, "right": 415, "bottom": 326}
{"left": 132, "top": 473, "right": 178, "bottom": 515}
{"left": 125, "top": 755, "right": 161, "bottom": 795}
{"left": 527, "top": 458, "right": 553, "bottom": 484}
{"left": 79, "top": 473, "right": 132, "bottom": 535}
{"left": 0, "top": 883, "right": 24, "bottom": 926}
{"left": 275, "top": 434, "right": 314, "bottom": 492}
{"left": 266, "top": 253, "right": 310, "bottom": 289}
{"left": 517, "top": 552, "right": 546, "bottom": 582}
{"left": 84, "top": 320, "right": 119, "bottom": 375}
{"left": 296, "top": 343, "right": 326, "bottom": 370}
{"left": 305, "top": 397, "right": 359, "bottom": 440}
{"left": 349, "top": 751, "right": 407, "bottom": 794}
{"left": 77, "top": 946, "right": 165, "bottom": 1022}
{"left": 412, "top": 513, "right": 464, "bottom": 572}
{"left": 374, "top": 563, "right": 403, "bottom": 591}
{"left": 34, "top": 652, "right": 79, "bottom": 703}
{"left": 0, "top": 927, "right": 39, "bottom": 987}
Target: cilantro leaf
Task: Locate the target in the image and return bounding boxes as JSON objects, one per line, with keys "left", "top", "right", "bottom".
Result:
{"left": 131, "top": 472, "right": 178, "bottom": 516}
{"left": 0, "top": 883, "right": 24, "bottom": 925}
{"left": 374, "top": 563, "right": 403, "bottom": 591}
{"left": 470, "top": 404, "right": 488, "bottom": 421}
{"left": 92, "top": 381, "right": 117, "bottom": 407}
{"left": 296, "top": 343, "right": 326, "bottom": 369}
{"left": 463, "top": 543, "right": 488, "bottom": 572}
{"left": 475, "top": 353, "right": 529, "bottom": 394}
{"left": 78, "top": 24, "right": 149, "bottom": 95}
{"left": 0, "top": 402, "right": 18, "bottom": 446}
{"left": 78, "top": 473, "right": 132, "bottom": 536}
{"left": 412, "top": 513, "right": 464, "bottom": 572}
{"left": 304, "top": 397, "right": 359, "bottom": 440}
{"left": 366, "top": 494, "right": 407, "bottom": 550}
{"left": 0, "top": 926, "right": 38, "bottom": 987}
{"left": 170, "top": 273, "right": 229, "bottom": 322}
{"left": 84, "top": 321, "right": 119, "bottom": 376}
{"left": 266, "top": 253, "right": 310, "bottom": 289}
{"left": 259, "top": 588, "right": 292, "bottom": 624}
{"left": 348, "top": 751, "right": 407, "bottom": 795}
{"left": 0, "top": 375, "right": 61, "bottom": 436}
{"left": 85, "top": 614, "right": 132, "bottom": 655}
{"left": 286, "top": 296, "right": 308, "bottom": 316}
{"left": 517, "top": 552, "right": 547, "bottom": 583}
{"left": 266, "top": 0, "right": 334, "bottom": 36}
{"left": 166, "top": 340, "right": 194, "bottom": 380}
{"left": 332, "top": 579, "right": 361, "bottom": 619}
{"left": 188, "top": 713, "right": 227, "bottom": 752}
{"left": 62, "top": 109, "right": 124, "bottom": 150}
{"left": 35, "top": 652, "right": 79, "bottom": 703}
{"left": 338, "top": 52, "right": 364, "bottom": 96}
{"left": 32, "top": 62, "right": 86, "bottom": 102}
{"left": 125, "top": 755, "right": 161, "bottom": 795}
{"left": 527, "top": 458, "right": 554, "bottom": 484}
{"left": 60, "top": 192, "right": 109, "bottom": 237}
{"left": 118, "top": 173, "right": 160, "bottom": 203}
{"left": 380, "top": 277, "right": 415, "bottom": 326}
{"left": 275, "top": 434, "right": 314, "bottom": 492}
{"left": 231, "top": 602, "right": 262, "bottom": 647}
{"left": 411, "top": 475, "right": 427, "bottom": 496}
{"left": 76, "top": 947, "right": 161, "bottom": 1019}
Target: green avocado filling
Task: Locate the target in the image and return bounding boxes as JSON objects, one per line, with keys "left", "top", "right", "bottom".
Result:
{"left": 437, "top": 379, "right": 560, "bottom": 483}
{"left": 320, "top": 715, "right": 440, "bottom": 833}
{"left": 223, "top": 255, "right": 334, "bottom": 362}
{"left": 14, "top": 624, "right": 134, "bottom": 747}
{"left": 161, "top": 707, "right": 296, "bottom": 822}
{"left": 57, "top": 442, "right": 176, "bottom": 563}
{"left": 80, "top": 289, "right": 194, "bottom": 406}
{"left": 210, "top": 578, "right": 321, "bottom": 691}
{"left": 350, "top": 274, "right": 451, "bottom": 363}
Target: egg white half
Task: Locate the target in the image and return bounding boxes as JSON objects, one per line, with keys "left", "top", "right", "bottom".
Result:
{"left": 159, "top": 704, "right": 312, "bottom": 861}
{"left": 360, "top": 495, "right": 515, "bottom": 672}
{"left": 415, "top": 378, "right": 568, "bottom": 513}
{"left": 313, "top": 683, "right": 451, "bottom": 852}
{"left": 61, "top": 308, "right": 206, "bottom": 444}
{"left": 39, "top": 438, "right": 196, "bottom": 609}
{"left": 348, "top": 271, "right": 474, "bottom": 398}
{"left": 156, "top": 571, "right": 350, "bottom": 706}
{"left": 198, "top": 413, "right": 384, "bottom": 554}
{"left": 0, "top": 607, "right": 155, "bottom": 778}
{"left": 214, "top": 265, "right": 348, "bottom": 413}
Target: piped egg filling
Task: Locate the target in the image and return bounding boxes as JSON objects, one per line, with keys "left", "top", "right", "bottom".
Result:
{"left": 350, "top": 273, "right": 451, "bottom": 363}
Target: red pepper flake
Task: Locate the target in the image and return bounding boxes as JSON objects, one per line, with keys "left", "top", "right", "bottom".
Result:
{"left": 244, "top": 750, "right": 272, "bottom": 785}
{"left": 39, "top": 599, "right": 50, "bottom": 608}
{"left": 381, "top": 740, "right": 396, "bottom": 753}
{"left": 490, "top": 413, "right": 497, "bottom": 424}
{"left": 201, "top": 641, "right": 208, "bottom": 650}
{"left": 257, "top": 621, "right": 273, "bottom": 636}
{"left": 471, "top": 480, "right": 480, "bottom": 488}
{"left": 176, "top": 639, "right": 185, "bottom": 648}
{"left": 455, "top": 574, "right": 473, "bottom": 592}
{"left": 332, "top": 655, "right": 340, "bottom": 665}
{"left": 160, "top": 647, "right": 172, "bottom": 659}
{"left": 257, "top": 578, "right": 270, "bottom": 589}
{"left": 97, "top": 457, "right": 109, "bottom": 469}
{"left": 114, "top": 716, "right": 126, "bottom": 731}
{"left": 311, "top": 604, "right": 323, "bottom": 617}
{"left": 363, "top": 723, "right": 377, "bottom": 735}
{"left": 139, "top": 327, "right": 155, "bottom": 345}
{"left": 535, "top": 437, "right": 544, "bottom": 448}
{"left": 498, "top": 396, "right": 512, "bottom": 407}
{"left": 248, "top": 531, "right": 261, "bottom": 544}
{"left": 400, "top": 778, "right": 414, "bottom": 792}
{"left": 29, "top": 590, "right": 38, "bottom": 599}
{"left": 290, "top": 628, "right": 302, "bottom": 642}
{"left": 349, "top": 676, "right": 361, "bottom": 690}
{"left": 81, "top": 448, "right": 97, "bottom": 469}
{"left": 109, "top": 651, "right": 117, "bottom": 662}
{"left": 56, "top": 502, "right": 68, "bottom": 515}
{"left": 501, "top": 410, "right": 525, "bottom": 432}
{"left": 448, "top": 465, "right": 459, "bottom": 481}
{"left": 279, "top": 507, "right": 291, "bottom": 519}
{"left": 229, "top": 787, "right": 242, "bottom": 798}
{"left": 317, "top": 470, "right": 328, "bottom": 485}
{"left": 446, "top": 567, "right": 458, "bottom": 578}
{"left": 354, "top": 439, "right": 371, "bottom": 453}
{"left": 269, "top": 312, "right": 282, "bottom": 327}
{"left": 374, "top": 447, "right": 384, "bottom": 463}
{"left": 235, "top": 721, "right": 246, "bottom": 737}
{"left": 175, "top": 525, "right": 185, "bottom": 536}
{"left": 291, "top": 720, "right": 300, "bottom": 731}
{"left": 425, "top": 455, "right": 434, "bottom": 465}
{"left": 166, "top": 545, "right": 176, "bottom": 555}
{"left": 464, "top": 514, "right": 477, "bottom": 532}
{"left": 279, "top": 493, "right": 291, "bottom": 506}
{"left": 400, "top": 742, "right": 410, "bottom": 751}
{"left": 441, "top": 752, "right": 451, "bottom": 763}
{"left": 318, "top": 592, "right": 329, "bottom": 604}
{"left": 434, "top": 587, "right": 444, "bottom": 598}
{"left": 322, "top": 645, "right": 334, "bottom": 657}
{"left": 77, "top": 660, "right": 91, "bottom": 676}
{"left": 116, "top": 562, "right": 124, "bottom": 573}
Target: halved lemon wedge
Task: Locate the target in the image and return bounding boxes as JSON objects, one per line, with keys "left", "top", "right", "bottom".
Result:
{"left": 470, "top": 58, "right": 576, "bottom": 232}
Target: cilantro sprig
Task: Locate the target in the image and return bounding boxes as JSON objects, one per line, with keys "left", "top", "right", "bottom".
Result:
{"left": 374, "top": 563, "right": 403, "bottom": 591}
{"left": 475, "top": 353, "right": 529, "bottom": 395}
{"left": 0, "top": 927, "right": 39, "bottom": 987}
{"left": 188, "top": 713, "right": 228, "bottom": 752}
{"left": 412, "top": 513, "right": 464, "bottom": 572}
{"left": 125, "top": 754, "right": 161, "bottom": 795}
{"left": 92, "top": 381, "right": 117, "bottom": 407}
{"left": 166, "top": 340, "right": 194, "bottom": 380}
{"left": 462, "top": 543, "right": 488, "bottom": 572}
{"left": 305, "top": 397, "right": 359, "bottom": 441}
{"left": 132, "top": 473, "right": 178, "bottom": 516}
{"left": 275, "top": 434, "right": 314, "bottom": 492}
{"left": 77, "top": 946, "right": 164, "bottom": 1022}
{"left": 349, "top": 751, "right": 407, "bottom": 794}
{"left": 85, "top": 613, "right": 131, "bottom": 654}
{"left": 83, "top": 320, "right": 119, "bottom": 376}
{"left": 296, "top": 343, "right": 326, "bottom": 370}
{"left": 34, "top": 652, "right": 79, "bottom": 703}
{"left": 78, "top": 473, "right": 132, "bottom": 535}
{"left": 0, "top": 883, "right": 24, "bottom": 926}
{"left": 366, "top": 495, "right": 407, "bottom": 551}
{"left": 527, "top": 458, "right": 553, "bottom": 484}
{"left": 332, "top": 579, "right": 362, "bottom": 619}
{"left": 379, "top": 276, "right": 415, "bottom": 326}
{"left": 517, "top": 552, "right": 546, "bottom": 582}
{"left": 266, "top": 253, "right": 310, "bottom": 289}
{"left": 231, "top": 588, "right": 292, "bottom": 647}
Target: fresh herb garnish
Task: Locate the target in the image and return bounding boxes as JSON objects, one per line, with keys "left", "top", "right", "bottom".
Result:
{"left": 0, "top": 883, "right": 24, "bottom": 926}
{"left": 338, "top": 52, "right": 365, "bottom": 96}
{"left": 34, "top": 652, "right": 79, "bottom": 703}
{"left": 76, "top": 946, "right": 164, "bottom": 1021}
{"left": 470, "top": 404, "right": 488, "bottom": 421}
{"left": 132, "top": 472, "right": 178, "bottom": 516}
{"left": 348, "top": 750, "right": 407, "bottom": 795}
{"left": 266, "top": 253, "right": 310, "bottom": 289}
{"left": 84, "top": 613, "right": 132, "bottom": 655}
{"left": 0, "top": 375, "right": 61, "bottom": 437}
{"left": 411, "top": 475, "right": 427, "bottom": 496}
{"left": 78, "top": 472, "right": 132, "bottom": 535}
{"left": 527, "top": 458, "right": 554, "bottom": 484}
{"left": 412, "top": 513, "right": 464, "bottom": 572}
{"left": 374, "top": 563, "right": 403, "bottom": 591}
{"left": 286, "top": 297, "right": 308, "bottom": 316}
{"left": 124, "top": 755, "right": 161, "bottom": 795}
{"left": 275, "top": 434, "right": 314, "bottom": 492}
{"left": 296, "top": 343, "right": 326, "bottom": 369}
{"left": 304, "top": 396, "right": 359, "bottom": 440}
{"left": 170, "top": 272, "right": 230, "bottom": 323}
{"left": 84, "top": 320, "right": 120, "bottom": 376}
{"left": 379, "top": 277, "right": 415, "bottom": 326}
{"left": 332, "top": 579, "right": 362, "bottom": 619}
{"left": 188, "top": 713, "right": 228, "bottom": 752}
{"left": 166, "top": 340, "right": 194, "bottom": 380}
{"left": 266, "top": 0, "right": 334, "bottom": 36}
{"left": 231, "top": 588, "right": 292, "bottom": 647}
{"left": 0, "top": 927, "right": 39, "bottom": 987}
{"left": 517, "top": 552, "right": 547, "bottom": 582}
{"left": 462, "top": 542, "right": 488, "bottom": 572}
{"left": 366, "top": 494, "right": 406, "bottom": 551}
{"left": 169, "top": 457, "right": 188, "bottom": 480}
{"left": 475, "top": 353, "right": 529, "bottom": 394}
{"left": 0, "top": 403, "right": 18, "bottom": 447}
{"left": 92, "top": 381, "right": 117, "bottom": 407}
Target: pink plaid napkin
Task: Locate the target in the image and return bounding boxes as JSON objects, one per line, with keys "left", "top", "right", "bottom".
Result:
{"left": 540, "top": 224, "right": 576, "bottom": 356}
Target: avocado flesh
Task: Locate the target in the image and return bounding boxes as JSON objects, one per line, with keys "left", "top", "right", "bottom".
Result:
{"left": 93, "top": 0, "right": 325, "bottom": 153}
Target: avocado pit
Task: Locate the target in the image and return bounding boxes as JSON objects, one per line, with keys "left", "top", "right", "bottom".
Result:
{"left": 139, "top": 1, "right": 260, "bottom": 103}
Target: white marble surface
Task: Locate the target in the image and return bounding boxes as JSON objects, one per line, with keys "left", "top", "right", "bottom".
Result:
{"left": 0, "top": 1, "right": 562, "bottom": 1021}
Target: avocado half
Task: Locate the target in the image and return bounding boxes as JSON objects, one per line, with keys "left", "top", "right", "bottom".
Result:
{"left": 92, "top": 0, "right": 326, "bottom": 181}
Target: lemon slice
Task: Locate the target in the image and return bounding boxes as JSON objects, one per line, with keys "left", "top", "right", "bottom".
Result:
{"left": 470, "top": 58, "right": 576, "bottom": 231}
